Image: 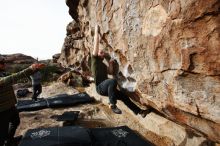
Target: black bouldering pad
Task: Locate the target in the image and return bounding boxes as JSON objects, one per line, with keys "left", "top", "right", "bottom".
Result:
{"left": 18, "top": 126, "right": 91, "bottom": 146}
{"left": 17, "top": 88, "right": 31, "bottom": 97}
{"left": 47, "top": 92, "right": 93, "bottom": 108}
{"left": 19, "top": 126, "right": 154, "bottom": 146}
{"left": 50, "top": 111, "right": 79, "bottom": 122}
{"left": 17, "top": 99, "right": 48, "bottom": 112}
{"left": 48, "top": 93, "right": 69, "bottom": 99}
{"left": 17, "top": 92, "right": 94, "bottom": 112}
{"left": 90, "top": 126, "right": 154, "bottom": 146}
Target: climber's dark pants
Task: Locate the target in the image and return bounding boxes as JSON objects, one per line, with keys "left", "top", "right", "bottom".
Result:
{"left": 96, "top": 79, "right": 141, "bottom": 114}
{"left": 0, "top": 106, "right": 20, "bottom": 146}
{"left": 32, "top": 84, "right": 42, "bottom": 100}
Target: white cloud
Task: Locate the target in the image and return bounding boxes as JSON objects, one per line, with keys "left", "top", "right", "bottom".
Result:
{"left": 0, "top": 0, "right": 72, "bottom": 59}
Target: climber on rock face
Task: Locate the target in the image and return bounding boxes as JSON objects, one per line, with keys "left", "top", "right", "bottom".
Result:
{"left": 91, "top": 24, "right": 151, "bottom": 116}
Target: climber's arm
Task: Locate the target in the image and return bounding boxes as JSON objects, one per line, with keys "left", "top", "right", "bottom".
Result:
{"left": 92, "top": 25, "right": 99, "bottom": 56}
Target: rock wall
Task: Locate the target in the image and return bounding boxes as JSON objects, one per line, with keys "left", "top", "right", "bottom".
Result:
{"left": 59, "top": 0, "right": 220, "bottom": 142}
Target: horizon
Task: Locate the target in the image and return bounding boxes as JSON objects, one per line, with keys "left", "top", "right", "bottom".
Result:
{"left": 0, "top": 52, "right": 49, "bottom": 61}
{"left": 0, "top": 0, "right": 72, "bottom": 60}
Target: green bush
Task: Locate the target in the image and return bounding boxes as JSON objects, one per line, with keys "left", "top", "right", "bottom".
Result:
{"left": 8, "top": 64, "right": 30, "bottom": 73}
{"left": 6, "top": 63, "right": 62, "bottom": 85}
{"left": 7, "top": 64, "right": 32, "bottom": 84}
{"left": 40, "top": 65, "right": 61, "bottom": 83}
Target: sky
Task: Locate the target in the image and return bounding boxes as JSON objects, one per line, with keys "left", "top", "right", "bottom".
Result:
{"left": 0, "top": 0, "right": 72, "bottom": 60}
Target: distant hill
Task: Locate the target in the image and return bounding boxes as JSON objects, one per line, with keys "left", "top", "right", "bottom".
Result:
{"left": 0, "top": 53, "right": 37, "bottom": 73}
{"left": 0, "top": 53, "right": 36, "bottom": 64}
{"left": 0, "top": 53, "right": 65, "bottom": 84}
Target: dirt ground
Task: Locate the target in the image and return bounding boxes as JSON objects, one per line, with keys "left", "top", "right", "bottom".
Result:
{"left": 15, "top": 82, "right": 173, "bottom": 146}
{"left": 16, "top": 82, "right": 108, "bottom": 134}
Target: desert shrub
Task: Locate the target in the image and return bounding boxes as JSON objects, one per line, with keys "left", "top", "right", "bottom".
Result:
{"left": 5, "top": 63, "right": 63, "bottom": 85}
{"left": 7, "top": 64, "right": 32, "bottom": 84}
{"left": 8, "top": 64, "right": 30, "bottom": 73}
{"left": 40, "top": 64, "right": 62, "bottom": 83}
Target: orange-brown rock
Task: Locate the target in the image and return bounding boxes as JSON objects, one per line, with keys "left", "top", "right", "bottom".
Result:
{"left": 59, "top": 0, "right": 220, "bottom": 143}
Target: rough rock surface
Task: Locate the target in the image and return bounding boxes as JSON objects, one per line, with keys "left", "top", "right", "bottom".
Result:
{"left": 86, "top": 84, "right": 213, "bottom": 146}
{"left": 59, "top": 0, "right": 220, "bottom": 143}
{"left": 52, "top": 53, "right": 61, "bottom": 63}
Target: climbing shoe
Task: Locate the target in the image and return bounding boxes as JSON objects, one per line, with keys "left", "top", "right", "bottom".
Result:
{"left": 109, "top": 104, "right": 122, "bottom": 114}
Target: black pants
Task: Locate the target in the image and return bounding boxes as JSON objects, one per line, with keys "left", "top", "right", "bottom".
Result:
{"left": 0, "top": 106, "right": 20, "bottom": 146}
{"left": 32, "top": 84, "right": 42, "bottom": 100}
{"left": 96, "top": 79, "right": 141, "bottom": 114}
